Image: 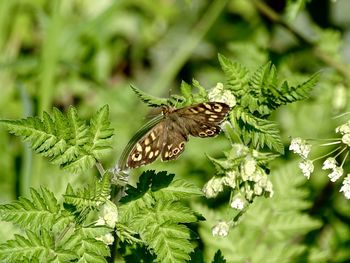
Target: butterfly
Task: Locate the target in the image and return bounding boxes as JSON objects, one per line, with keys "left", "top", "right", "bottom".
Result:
{"left": 126, "top": 102, "right": 230, "bottom": 168}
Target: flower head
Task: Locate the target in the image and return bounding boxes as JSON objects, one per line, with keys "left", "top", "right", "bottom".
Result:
{"left": 241, "top": 158, "right": 257, "bottom": 181}
{"left": 342, "top": 133, "right": 350, "bottom": 146}
{"left": 335, "top": 121, "right": 350, "bottom": 135}
{"left": 230, "top": 194, "right": 246, "bottom": 210}
{"left": 328, "top": 167, "right": 343, "bottom": 182}
{"left": 222, "top": 170, "right": 237, "bottom": 188}
{"left": 202, "top": 177, "right": 224, "bottom": 198}
{"left": 212, "top": 221, "right": 230, "bottom": 237}
{"left": 96, "top": 233, "right": 114, "bottom": 245}
{"left": 340, "top": 174, "right": 350, "bottom": 199}
{"left": 208, "top": 83, "right": 236, "bottom": 108}
{"left": 95, "top": 200, "right": 119, "bottom": 228}
{"left": 322, "top": 157, "right": 337, "bottom": 170}
{"left": 299, "top": 160, "right": 314, "bottom": 179}
{"left": 289, "top": 137, "right": 311, "bottom": 159}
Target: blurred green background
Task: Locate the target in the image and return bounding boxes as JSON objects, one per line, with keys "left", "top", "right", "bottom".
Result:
{"left": 1, "top": 0, "right": 350, "bottom": 261}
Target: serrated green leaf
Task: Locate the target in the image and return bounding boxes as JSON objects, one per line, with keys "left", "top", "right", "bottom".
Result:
{"left": 218, "top": 53, "right": 249, "bottom": 97}
{"left": 130, "top": 84, "right": 168, "bottom": 107}
{"left": 152, "top": 179, "right": 203, "bottom": 201}
{"left": 0, "top": 230, "right": 77, "bottom": 262}
{"left": 88, "top": 105, "right": 114, "bottom": 159}
{"left": 0, "top": 187, "right": 63, "bottom": 231}
{"left": 64, "top": 173, "right": 111, "bottom": 213}
{"left": 230, "top": 107, "right": 284, "bottom": 153}
{"left": 0, "top": 105, "right": 114, "bottom": 174}
{"left": 212, "top": 250, "right": 226, "bottom": 263}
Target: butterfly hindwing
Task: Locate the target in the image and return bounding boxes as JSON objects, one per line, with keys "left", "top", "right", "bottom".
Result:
{"left": 176, "top": 102, "right": 230, "bottom": 138}
{"left": 127, "top": 122, "right": 165, "bottom": 168}
{"left": 161, "top": 118, "right": 188, "bottom": 161}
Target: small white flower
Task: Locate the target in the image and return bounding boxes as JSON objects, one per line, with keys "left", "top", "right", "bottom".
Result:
{"left": 95, "top": 218, "right": 106, "bottom": 226}
{"left": 340, "top": 174, "right": 350, "bottom": 199}
{"left": 241, "top": 158, "right": 257, "bottom": 181}
{"left": 96, "top": 200, "right": 119, "bottom": 228}
{"left": 212, "top": 221, "right": 230, "bottom": 237}
{"left": 342, "top": 134, "right": 350, "bottom": 146}
{"left": 230, "top": 195, "right": 245, "bottom": 210}
{"left": 299, "top": 160, "right": 314, "bottom": 179}
{"left": 322, "top": 157, "right": 337, "bottom": 170}
{"left": 208, "top": 82, "right": 236, "bottom": 107}
{"left": 265, "top": 181, "right": 274, "bottom": 197}
{"left": 243, "top": 184, "right": 254, "bottom": 201}
{"left": 328, "top": 167, "right": 343, "bottom": 182}
{"left": 289, "top": 138, "right": 311, "bottom": 159}
{"left": 335, "top": 121, "right": 350, "bottom": 135}
{"left": 222, "top": 170, "right": 236, "bottom": 188}
{"left": 96, "top": 233, "right": 114, "bottom": 245}
{"left": 202, "top": 177, "right": 224, "bottom": 198}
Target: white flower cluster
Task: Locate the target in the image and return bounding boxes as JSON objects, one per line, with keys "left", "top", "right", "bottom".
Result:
{"left": 340, "top": 174, "right": 350, "bottom": 199}
{"left": 203, "top": 155, "right": 273, "bottom": 201}
{"left": 202, "top": 177, "right": 224, "bottom": 198}
{"left": 208, "top": 82, "right": 236, "bottom": 107}
{"left": 212, "top": 221, "right": 230, "bottom": 237}
{"left": 336, "top": 121, "right": 350, "bottom": 146}
{"left": 95, "top": 200, "right": 119, "bottom": 228}
{"left": 290, "top": 138, "right": 314, "bottom": 179}
{"left": 230, "top": 194, "right": 245, "bottom": 210}
{"left": 289, "top": 137, "right": 312, "bottom": 159}
{"left": 240, "top": 158, "right": 274, "bottom": 198}
{"left": 96, "top": 233, "right": 115, "bottom": 245}
{"left": 299, "top": 160, "right": 314, "bottom": 179}
{"left": 322, "top": 157, "right": 343, "bottom": 182}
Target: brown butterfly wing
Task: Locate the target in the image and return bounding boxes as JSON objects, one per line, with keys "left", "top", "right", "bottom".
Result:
{"left": 161, "top": 118, "right": 188, "bottom": 161}
{"left": 126, "top": 122, "right": 165, "bottom": 168}
{"left": 175, "top": 102, "right": 230, "bottom": 138}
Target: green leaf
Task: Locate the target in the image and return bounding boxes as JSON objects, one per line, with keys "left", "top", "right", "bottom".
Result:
{"left": 0, "top": 230, "right": 76, "bottom": 262}
{"left": 152, "top": 179, "right": 203, "bottom": 201}
{"left": 218, "top": 53, "right": 249, "bottom": 97}
{"left": 0, "top": 187, "right": 67, "bottom": 231}
{"left": 64, "top": 172, "right": 111, "bottom": 213}
{"left": 88, "top": 105, "right": 114, "bottom": 159}
{"left": 0, "top": 105, "right": 114, "bottom": 173}
{"left": 212, "top": 250, "right": 226, "bottom": 263}
{"left": 120, "top": 170, "right": 154, "bottom": 203}
{"left": 130, "top": 84, "right": 168, "bottom": 107}
{"left": 230, "top": 107, "right": 284, "bottom": 153}
{"left": 119, "top": 170, "right": 200, "bottom": 263}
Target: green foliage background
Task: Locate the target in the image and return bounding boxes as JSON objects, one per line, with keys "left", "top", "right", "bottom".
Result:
{"left": 0, "top": 0, "right": 350, "bottom": 262}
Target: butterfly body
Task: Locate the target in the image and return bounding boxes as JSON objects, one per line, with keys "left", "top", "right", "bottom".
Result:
{"left": 126, "top": 102, "right": 230, "bottom": 168}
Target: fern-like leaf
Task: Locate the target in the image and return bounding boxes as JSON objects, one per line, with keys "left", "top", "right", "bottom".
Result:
{"left": 218, "top": 53, "right": 249, "bottom": 97}
{"left": 130, "top": 85, "right": 168, "bottom": 107}
{"left": 0, "top": 187, "right": 70, "bottom": 231}
{"left": 64, "top": 172, "right": 111, "bottom": 213}
{"left": 212, "top": 250, "right": 226, "bottom": 263}
{"left": 119, "top": 170, "right": 200, "bottom": 263}
{"left": 0, "top": 229, "right": 77, "bottom": 262}
{"left": 230, "top": 106, "right": 284, "bottom": 153}
{"left": 0, "top": 105, "right": 114, "bottom": 173}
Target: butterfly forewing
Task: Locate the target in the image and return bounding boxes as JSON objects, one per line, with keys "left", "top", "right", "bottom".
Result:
{"left": 175, "top": 102, "right": 230, "bottom": 138}
{"left": 127, "top": 122, "right": 165, "bottom": 168}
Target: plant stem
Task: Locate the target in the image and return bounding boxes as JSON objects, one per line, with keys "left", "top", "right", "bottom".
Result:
{"left": 95, "top": 161, "right": 106, "bottom": 177}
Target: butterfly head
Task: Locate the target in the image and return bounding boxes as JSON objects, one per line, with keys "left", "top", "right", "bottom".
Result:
{"left": 161, "top": 105, "right": 176, "bottom": 115}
